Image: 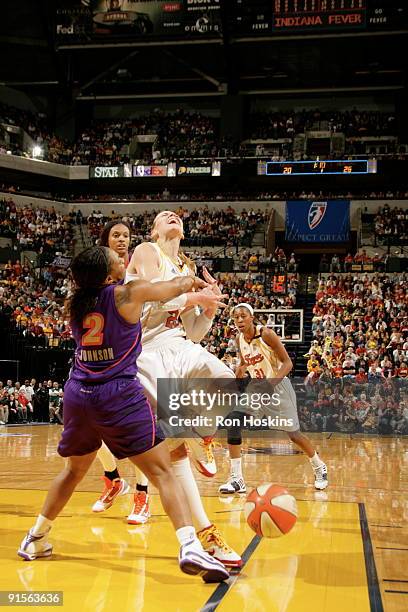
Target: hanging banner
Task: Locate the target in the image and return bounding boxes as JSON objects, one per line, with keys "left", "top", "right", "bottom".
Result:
{"left": 285, "top": 200, "right": 350, "bottom": 242}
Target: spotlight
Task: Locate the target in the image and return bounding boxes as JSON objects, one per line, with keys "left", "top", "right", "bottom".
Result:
{"left": 32, "top": 145, "right": 43, "bottom": 159}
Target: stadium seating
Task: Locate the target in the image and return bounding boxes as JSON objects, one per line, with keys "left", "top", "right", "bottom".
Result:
{"left": 0, "top": 197, "right": 74, "bottom": 256}
{"left": 373, "top": 205, "right": 408, "bottom": 246}
{"left": 86, "top": 206, "right": 268, "bottom": 249}
{"left": 309, "top": 273, "right": 408, "bottom": 380}
{"left": 248, "top": 109, "right": 397, "bottom": 140}
{"left": 0, "top": 103, "right": 403, "bottom": 165}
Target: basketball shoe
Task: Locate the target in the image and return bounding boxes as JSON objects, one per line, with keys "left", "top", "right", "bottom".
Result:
{"left": 198, "top": 524, "right": 242, "bottom": 568}
{"left": 218, "top": 475, "right": 246, "bottom": 495}
{"left": 92, "top": 477, "right": 131, "bottom": 512}
{"left": 18, "top": 529, "right": 53, "bottom": 561}
{"left": 127, "top": 491, "right": 150, "bottom": 525}
{"left": 313, "top": 462, "right": 328, "bottom": 490}
{"left": 188, "top": 437, "right": 217, "bottom": 477}
{"left": 178, "top": 537, "right": 229, "bottom": 583}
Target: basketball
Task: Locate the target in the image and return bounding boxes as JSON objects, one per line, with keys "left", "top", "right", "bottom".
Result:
{"left": 244, "top": 484, "right": 298, "bottom": 538}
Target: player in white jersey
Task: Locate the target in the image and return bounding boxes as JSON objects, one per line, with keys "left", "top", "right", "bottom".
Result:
{"left": 93, "top": 212, "right": 242, "bottom": 568}
{"left": 219, "top": 303, "right": 328, "bottom": 494}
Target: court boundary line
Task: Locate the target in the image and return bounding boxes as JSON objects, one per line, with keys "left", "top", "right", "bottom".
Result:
{"left": 359, "top": 503, "right": 384, "bottom": 612}
{"left": 370, "top": 525, "right": 403, "bottom": 529}
{"left": 376, "top": 547, "right": 408, "bottom": 551}
{"left": 200, "top": 535, "right": 261, "bottom": 612}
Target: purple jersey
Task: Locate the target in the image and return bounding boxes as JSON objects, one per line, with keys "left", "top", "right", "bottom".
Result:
{"left": 70, "top": 284, "right": 142, "bottom": 384}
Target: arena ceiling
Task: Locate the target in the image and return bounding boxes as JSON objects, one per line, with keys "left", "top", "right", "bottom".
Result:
{"left": 0, "top": 0, "right": 407, "bottom": 101}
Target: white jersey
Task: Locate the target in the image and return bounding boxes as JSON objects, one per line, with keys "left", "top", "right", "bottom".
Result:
{"left": 239, "top": 325, "right": 281, "bottom": 379}
{"left": 125, "top": 242, "right": 192, "bottom": 349}
{"left": 239, "top": 325, "right": 299, "bottom": 431}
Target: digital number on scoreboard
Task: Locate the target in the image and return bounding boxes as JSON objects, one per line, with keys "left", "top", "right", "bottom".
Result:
{"left": 257, "top": 159, "right": 378, "bottom": 176}
{"left": 272, "top": 274, "right": 287, "bottom": 294}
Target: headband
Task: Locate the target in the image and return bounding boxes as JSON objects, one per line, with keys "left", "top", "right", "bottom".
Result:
{"left": 234, "top": 303, "right": 254, "bottom": 316}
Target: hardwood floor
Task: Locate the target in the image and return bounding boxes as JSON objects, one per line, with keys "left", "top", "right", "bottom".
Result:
{"left": 0, "top": 425, "right": 406, "bottom": 611}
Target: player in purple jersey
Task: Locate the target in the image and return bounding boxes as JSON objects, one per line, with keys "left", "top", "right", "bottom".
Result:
{"left": 18, "top": 246, "right": 229, "bottom": 583}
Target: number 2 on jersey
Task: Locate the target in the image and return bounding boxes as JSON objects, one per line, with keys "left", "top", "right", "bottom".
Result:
{"left": 82, "top": 313, "right": 105, "bottom": 346}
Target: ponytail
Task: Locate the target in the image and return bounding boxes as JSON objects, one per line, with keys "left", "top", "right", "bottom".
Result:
{"left": 66, "top": 287, "right": 101, "bottom": 326}
{"left": 66, "top": 247, "right": 110, "bottom": 325}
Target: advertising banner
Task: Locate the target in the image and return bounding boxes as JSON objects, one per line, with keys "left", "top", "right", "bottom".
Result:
{"left": 56, "top": 1, "right": 92, "bottom": 40}
{"left": 89, "top": 165, "right": 132, "bottom": 178}
{"left": 133, "top": 165, "right": 168, "bottom": 177}
{"left": 177, "top": 161, "right": 221, "bottom": 176}
{"left": 91, "top": 0, "right": 221, "bottom": 38}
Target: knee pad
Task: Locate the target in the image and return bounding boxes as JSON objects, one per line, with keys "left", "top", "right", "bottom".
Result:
{"left": 227, "top": 435, "right": 242, "bottom": 446}
{"left": 225, "top": 410, "right": 244, "bottom": 445}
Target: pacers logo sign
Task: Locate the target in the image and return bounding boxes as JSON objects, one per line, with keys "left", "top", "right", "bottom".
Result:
{"left": 308, "top": 202, "right": 327, "bottom": 231}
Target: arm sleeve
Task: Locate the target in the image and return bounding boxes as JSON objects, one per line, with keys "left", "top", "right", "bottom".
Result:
{"left": 180, "top": 307, "right": 213, "bottom": 344}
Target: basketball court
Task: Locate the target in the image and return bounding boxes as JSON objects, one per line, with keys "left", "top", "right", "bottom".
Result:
{"left": 1, "top": 426, "right": 406, "bottom": 611}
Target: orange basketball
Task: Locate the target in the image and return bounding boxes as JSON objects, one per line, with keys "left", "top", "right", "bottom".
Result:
{"left": 244, "top": 483, "right": 298, "bottom": 538}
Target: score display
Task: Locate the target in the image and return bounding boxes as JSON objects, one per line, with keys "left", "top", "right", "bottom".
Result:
{"left": 272, "top": 274, "right": 287, "bottom": 294}
{"left": 257, "top": 159, "right": 378, "bottom": 176}
{"left": 272, "top": 0, "right": 366, "bottom": 33}
{"left": 234, "top": 1, "right": 407, "bottom": 36}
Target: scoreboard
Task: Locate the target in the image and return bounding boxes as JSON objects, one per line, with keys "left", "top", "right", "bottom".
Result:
{"left": 257, "top": 159, "right": 378, "bottom": 176}
{"left": 233, "top": 0, "right": 407, "bottom": 36}
{"left": 56, "top": 1, "right": 407, "bottom": 43}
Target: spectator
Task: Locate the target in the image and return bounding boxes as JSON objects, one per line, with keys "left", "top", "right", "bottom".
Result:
{"left": 8, "top": 391, "right": 27, "bottom": 423}
{"left": 49, "top": 382, "right": 62, "bottom": 423}
{"left": 50, "top": 389, "right": 63, "bottom": 424}
{"left": 330, "top": 255, "right": 341, "bottom": 273}
{"left": 0, "top": 386, "right": 9, "bottom": 424}
{"left": 33, "top": 382, "right": 50, "bottom": 423}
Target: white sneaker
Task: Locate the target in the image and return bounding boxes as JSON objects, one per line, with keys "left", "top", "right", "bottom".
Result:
{"left": 127, "top": 492, "right": 150, "bottom": 525}
{"left": 218, "top": 475, "right": 246, "bottom": 495}
{"left": 92, "top": 477, "right": 131, "bottom": 512}
{"left": 179, "top": 538, "right": 229, "bottom": 583}
{"left": 188, "top": 437, "right": 217, "bottom": 477}
{"left": 313, "top": 462, "right": 328, "bottom": 490}
{"left": 18, "top": 529, "right": 53, "bottom": 561}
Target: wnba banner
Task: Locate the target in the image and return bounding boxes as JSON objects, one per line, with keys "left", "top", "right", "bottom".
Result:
{"left": 285, "top": 200, "right": 350, "bottom": 242}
